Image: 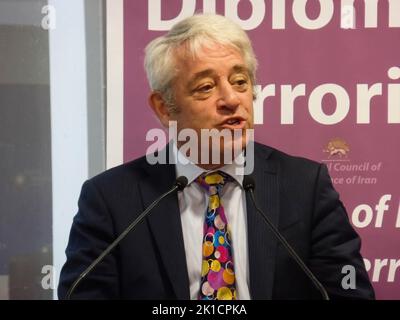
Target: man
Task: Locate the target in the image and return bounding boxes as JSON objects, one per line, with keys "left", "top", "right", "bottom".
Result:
{"left": 58, "top": 14, "right": 375, "bottom": 300}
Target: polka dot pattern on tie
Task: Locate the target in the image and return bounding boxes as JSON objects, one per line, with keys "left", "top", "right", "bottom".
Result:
{"left": 196, "top": 171, "right": 237, "bottom": 300}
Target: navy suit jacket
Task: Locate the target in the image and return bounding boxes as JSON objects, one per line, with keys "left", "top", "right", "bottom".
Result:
{"left": 58, "top": 143, "right": 375, "bottom": 299}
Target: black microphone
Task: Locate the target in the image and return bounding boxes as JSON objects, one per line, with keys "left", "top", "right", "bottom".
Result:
{"left": 243, "top": 175, "right": 330, "bottom": 300}
{"left": 66, "top": 176, "right": 188, "bottom": 299}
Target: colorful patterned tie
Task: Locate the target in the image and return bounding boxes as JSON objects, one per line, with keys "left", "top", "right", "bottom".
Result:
{"left": 196, "top": 171, "right": 237, "bottom": 300}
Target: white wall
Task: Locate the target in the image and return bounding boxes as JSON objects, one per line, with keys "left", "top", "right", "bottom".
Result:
{"left": 106, "top": 0, "right": 124, "bottom": 169}
{"left": 49, "top": 0, "right": 89, "bottom": 299}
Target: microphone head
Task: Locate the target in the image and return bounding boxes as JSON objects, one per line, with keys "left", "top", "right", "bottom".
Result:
{"left": 174, "top": 176, "right": 188, "bottom": 191}
{"left": 242, "top": 175, "right": 255, "bottom": 191}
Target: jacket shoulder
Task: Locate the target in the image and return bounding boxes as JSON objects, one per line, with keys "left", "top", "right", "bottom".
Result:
{"left": 87, "top": 154, "right": 151, "bottom": 188}
{"left": 255, "top": 142, "right": 323, "bottom": 175}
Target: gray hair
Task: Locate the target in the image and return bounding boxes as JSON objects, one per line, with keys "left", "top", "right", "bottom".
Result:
{"left": 144, "top": 14, "right": 258, "bottom": 112}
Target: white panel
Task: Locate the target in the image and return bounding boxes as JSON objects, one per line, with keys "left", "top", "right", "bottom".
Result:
{"left": 49, "top": 0, "right": 88, "bottom": 299}
{"left": 106, "top": 0, "right": 124, "bottom": 168}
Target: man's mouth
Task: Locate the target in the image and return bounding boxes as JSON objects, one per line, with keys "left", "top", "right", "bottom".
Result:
{"left": 219, "top": 117, "right": 246, "bottom": 129}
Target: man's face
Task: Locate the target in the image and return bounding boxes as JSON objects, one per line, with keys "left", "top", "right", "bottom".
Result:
{"left": 168, "top": 43, "right": 254, "bottom": 167}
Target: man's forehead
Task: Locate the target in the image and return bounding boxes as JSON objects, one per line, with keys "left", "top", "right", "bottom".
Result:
{"left": 190, "top": 65, "right": 249, "bottom": 79}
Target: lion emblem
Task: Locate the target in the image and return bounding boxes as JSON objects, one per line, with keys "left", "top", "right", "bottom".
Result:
{"left": 323, "top": 138, "right": 350, "bottom": 158}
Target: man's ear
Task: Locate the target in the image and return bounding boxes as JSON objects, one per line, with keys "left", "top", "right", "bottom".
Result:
{"left": 148, "top": 92, "right": 171, "bottom": 128}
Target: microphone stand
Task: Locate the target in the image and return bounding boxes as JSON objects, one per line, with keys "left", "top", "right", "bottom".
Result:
{"left": 244, "top": 177, "right": 330, "bottom": 300}
{"left": 66, "top": 177, "right": 188, "bottom": 299}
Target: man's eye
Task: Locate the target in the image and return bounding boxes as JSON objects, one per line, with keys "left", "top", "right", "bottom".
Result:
{"left": 197, "top": 84, "right": 213, "bottom": 92}
{"left": 236, "top": 79, "right": 247, "bottom": 85}
{"left": 233, "top": 79, "right": 249, "bottom": 92}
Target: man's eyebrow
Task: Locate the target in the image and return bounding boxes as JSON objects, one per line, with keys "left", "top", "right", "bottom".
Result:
{"left": 188, "top": 65, "right": 250, "bottom": 87}
{"left": 231, "top": 65, "right": 250, "bottom": 75}
{"left": 188, "top": 69, "right": 216, "bottom": 88}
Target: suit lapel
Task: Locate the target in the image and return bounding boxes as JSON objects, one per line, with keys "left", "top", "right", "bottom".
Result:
{"left": 138, "top": 149, "right": 190, "bottom": 299}
{"left": 137, "top": 143, "right": 280, "bottom": 300}
{"left": 246, "top": 144, "right": 280, "bottom": 299}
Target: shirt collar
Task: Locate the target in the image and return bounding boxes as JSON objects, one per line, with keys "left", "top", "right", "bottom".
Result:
{"left": 171, "top": 141, "right": 245, "bottom": 187}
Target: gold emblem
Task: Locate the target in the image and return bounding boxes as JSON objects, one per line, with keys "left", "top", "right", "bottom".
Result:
{"left": 323, "top": 138, "right": 350, "bottom": 158}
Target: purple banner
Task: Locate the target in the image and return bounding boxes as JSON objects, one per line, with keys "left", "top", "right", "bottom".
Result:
{"left": 123, "top": 0, "right": 400, "bottom": 299}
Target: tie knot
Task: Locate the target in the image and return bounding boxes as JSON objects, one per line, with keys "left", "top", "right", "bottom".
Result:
{"left": 196, "top": 171, "right": 231, "bottom": 194}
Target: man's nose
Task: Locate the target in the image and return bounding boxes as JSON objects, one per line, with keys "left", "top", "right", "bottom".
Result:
{"left": 216, "top": 80, "right": 240, "bottom": 113}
